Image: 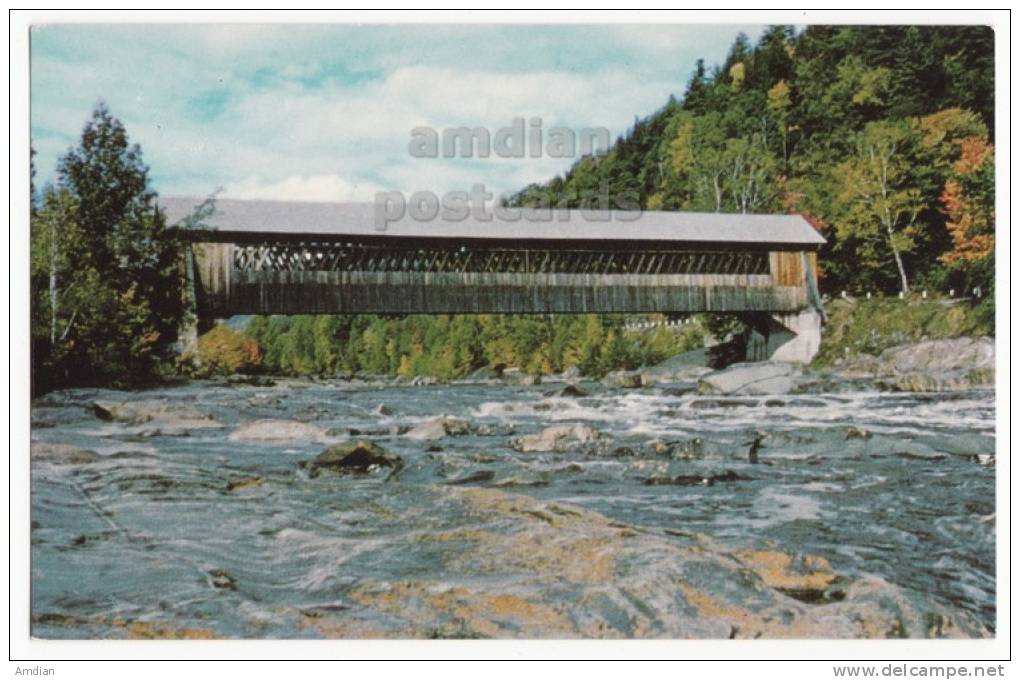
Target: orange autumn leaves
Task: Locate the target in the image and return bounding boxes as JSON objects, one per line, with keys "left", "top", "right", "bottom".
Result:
{"left": 940, "top": 135, "right": 994, "bottom": 265}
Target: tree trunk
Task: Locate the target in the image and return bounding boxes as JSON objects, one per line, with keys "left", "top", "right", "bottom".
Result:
{"left": 876, "top": 144, "right": 910, "bottom": 294}
{"left": 48, "top": 220, "right": 58, "bottom": 345}
{"left": 891, "top": 242, "right": 910, "bottom": 294}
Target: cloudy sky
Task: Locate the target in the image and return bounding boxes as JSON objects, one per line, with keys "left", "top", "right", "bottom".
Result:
{"left": 31, "top": 23, "right": 767, "bottom": 203}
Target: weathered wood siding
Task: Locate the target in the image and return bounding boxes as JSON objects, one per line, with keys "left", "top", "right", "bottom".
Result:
{"left": 191, "top": 242, "right": 233, "bottom": 317}
{"left": 192, "top": 241, "right": 815, "bottom": 316}
{"left": 804, "top": 251, "right": 819, "bottom": 282}
{"left": 769, "top": 250, "right": 805, "bottom": 287}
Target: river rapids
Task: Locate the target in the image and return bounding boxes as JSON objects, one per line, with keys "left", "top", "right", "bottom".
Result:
{"left": 30, "top": 377, "right": 996, "bottom": 639}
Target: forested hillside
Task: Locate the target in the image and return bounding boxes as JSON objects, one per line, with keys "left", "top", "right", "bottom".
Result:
{"left": 511, "top": 25, "right": 994, "bottom": 298}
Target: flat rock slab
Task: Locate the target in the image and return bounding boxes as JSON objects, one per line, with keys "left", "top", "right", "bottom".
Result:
{"left": 92, "top": 400, "right": 223, "bottom": 429}
{"left": 698, "top": 362, "right": 802, "bottom": 396}
{"left": 229, "top": 419, "right": 330, "bottom": 444}
{"left": 510, "top": 424, "right": 602, "bottom": 453}
{"left": 880, "top": 337, "right": 994, "bottom": 374}
{"left": 31, "top": 441, "right": 100, "bottom": 465}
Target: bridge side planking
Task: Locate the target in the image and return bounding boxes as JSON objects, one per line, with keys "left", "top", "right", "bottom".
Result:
{"left": 189, "top": 237, "right": 817, "bottom": 317}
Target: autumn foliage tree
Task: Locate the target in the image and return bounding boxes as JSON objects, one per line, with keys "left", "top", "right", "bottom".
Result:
{"left": 939, "top": 136, "right": 994, "bottom": 267}
{"left": 188, "top": 324, "right": 262, "bottom": 377}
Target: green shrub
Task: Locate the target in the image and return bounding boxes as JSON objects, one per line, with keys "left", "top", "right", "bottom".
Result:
{"left": 187, "top": 325, "right": 262, "bottom": 377}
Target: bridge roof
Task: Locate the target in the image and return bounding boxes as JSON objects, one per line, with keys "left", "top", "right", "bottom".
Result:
{"left": 160, "top": 196, "right": 825, "bottom": 247}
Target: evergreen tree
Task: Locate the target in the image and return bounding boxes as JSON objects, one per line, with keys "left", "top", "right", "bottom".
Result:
{"left": 31, "top": 101, "right": 185, "bottom": 391}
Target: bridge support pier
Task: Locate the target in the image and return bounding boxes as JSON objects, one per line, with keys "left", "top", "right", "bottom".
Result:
{"left": 176, "top": 245, "right": 216, "bottom": 355}
{"left": 746, "top": 309, "right": 822, "bottom": 364}
{"left": 175, "top": 313, "right": 215, "bottom": 355}
{"left": 177, "top": 317, "right": 199, "bottom": 354}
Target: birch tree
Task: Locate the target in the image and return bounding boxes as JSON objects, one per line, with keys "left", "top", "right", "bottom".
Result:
{"left": 30, "top": 188, "right": 82, "bottom": 346}
{"left": 834, "top": 121, "right": 923, "bottom": 294}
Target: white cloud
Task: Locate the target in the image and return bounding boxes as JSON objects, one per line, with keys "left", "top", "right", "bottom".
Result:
{"left": 223, "top": 174, "right": 385, "bottom": 202}
{"left": 30, "top": 24, "right": 761, "bottom": 200}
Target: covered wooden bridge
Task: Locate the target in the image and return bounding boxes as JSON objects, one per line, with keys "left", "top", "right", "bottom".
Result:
{"left": 161, "top": 197, "right": 826, "bottom": 362}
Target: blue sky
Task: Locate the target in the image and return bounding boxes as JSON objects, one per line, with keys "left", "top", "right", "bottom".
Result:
{"left": 31, "top": 23, "right": 769, "bottom": 202}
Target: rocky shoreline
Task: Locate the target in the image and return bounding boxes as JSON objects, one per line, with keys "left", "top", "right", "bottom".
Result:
{"left": 158, "top": 335, "right": 997, "bottom": 398}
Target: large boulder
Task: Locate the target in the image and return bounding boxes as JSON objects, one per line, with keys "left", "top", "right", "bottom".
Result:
{"left": 31, "top": 441, "right": 100, "bottom": 465}
{"left": 641, "top": 348, "right": 714, "bottom": 383}
{"left": 509, "top": 423, "right": 602, "bottom": 453}
{"left": 879, "top": 337, "right": 994, "bottom": 374}
{"left": 92, "top": 400, "right": 223, "bottom": 429}
{"left": 698, "top": 362, "right": 801, "bottom": 396}
{"left": 404, "top": 416, "right": 473, "bottom": 441}
{"left": 306, "top": 440, "right": 402, "bottom": 476}
{"left": 839, "top": 337, "right": 995, "bottom": 392}
{"left": 229, "top": 419, "right": 330, "bottom": 444}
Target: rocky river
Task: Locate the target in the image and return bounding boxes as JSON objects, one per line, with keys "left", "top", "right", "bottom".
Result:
{"left": 30, "top": 343, "right": 996, "bottom": 639}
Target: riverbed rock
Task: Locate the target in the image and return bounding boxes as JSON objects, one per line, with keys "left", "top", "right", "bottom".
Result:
{"left": 509, "top": 423, "right": 602, "bottom": 453}
{"left": 882, "top": 337, "right": 994, "bottom": 374}
{"left": 876, "top": 371, "right": 993, "bottom": 393}
{"left": 311, "top": 486, "right": 990, "bottom": 639}
{"left": 648, "top": 438, "right": 705, "bottom": 460}
{"left": 405, "top": 416, "right": 473, "bottom": 441}
{"left": 306, "top": 440, "right": 402, "bottom": 476}
{"left": 92, "top": 400, "right": 223, "bottom": 429}
{"left": 226, "top": 477, "right": 264, "bottom": 492}
{"left": 698, "top": 362, "right": 800, "bottom": 396}
{"left": 496, "top": 368, "right": 541, "bottom": 385}
{"left": 602, "top": 370, "right": 643, "bottom": 389}
{"left": 464, "top": 366, "right": 502, "bottom": 382}
{"left": 734, "top": 550, "right": 839, "bottom": 602}
{"left": 445, "top": 470, "right": 496, "bottom": 485}
{"left": 207, "top": 569, "right": 236, "bottom": 590}
{"left": 229, "top": 419, "right": 330, "bottom": 444}
{"left": 642, "top": 349, "right": 715, "bottom": 382}
{"left": 846, "top": 426, "right": 872, "bottom": 440}
{"left": 659, "top": 382, "right": 699, "bottom": 397}
{"left": 224, "top": 374, "right": 276, "bottom": 387}
{"left": 31, "top": 441, "right": 100, "bottom": 465}
{"left": 118, "top": 425, "right": 197, "bottom": 438}
{"left": 543, "top": 384, "right": 589, "bottom": 398}
{"left": 647, "top": 439, "right": 672, "bottom": 456}
{"left": 559, "top": 366, "right": 582, "bottom": 382}
{"left": 475, "top": 423, "right": 515, "bottom": 437}
{"left": 839, "top": 337, "right": 995, "bottom": 392}
{"left": 643, "top": 470, "right": 749, "bottom": 486}
{"left": 689, "top": 397, "right": 761, "bottom": 409}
